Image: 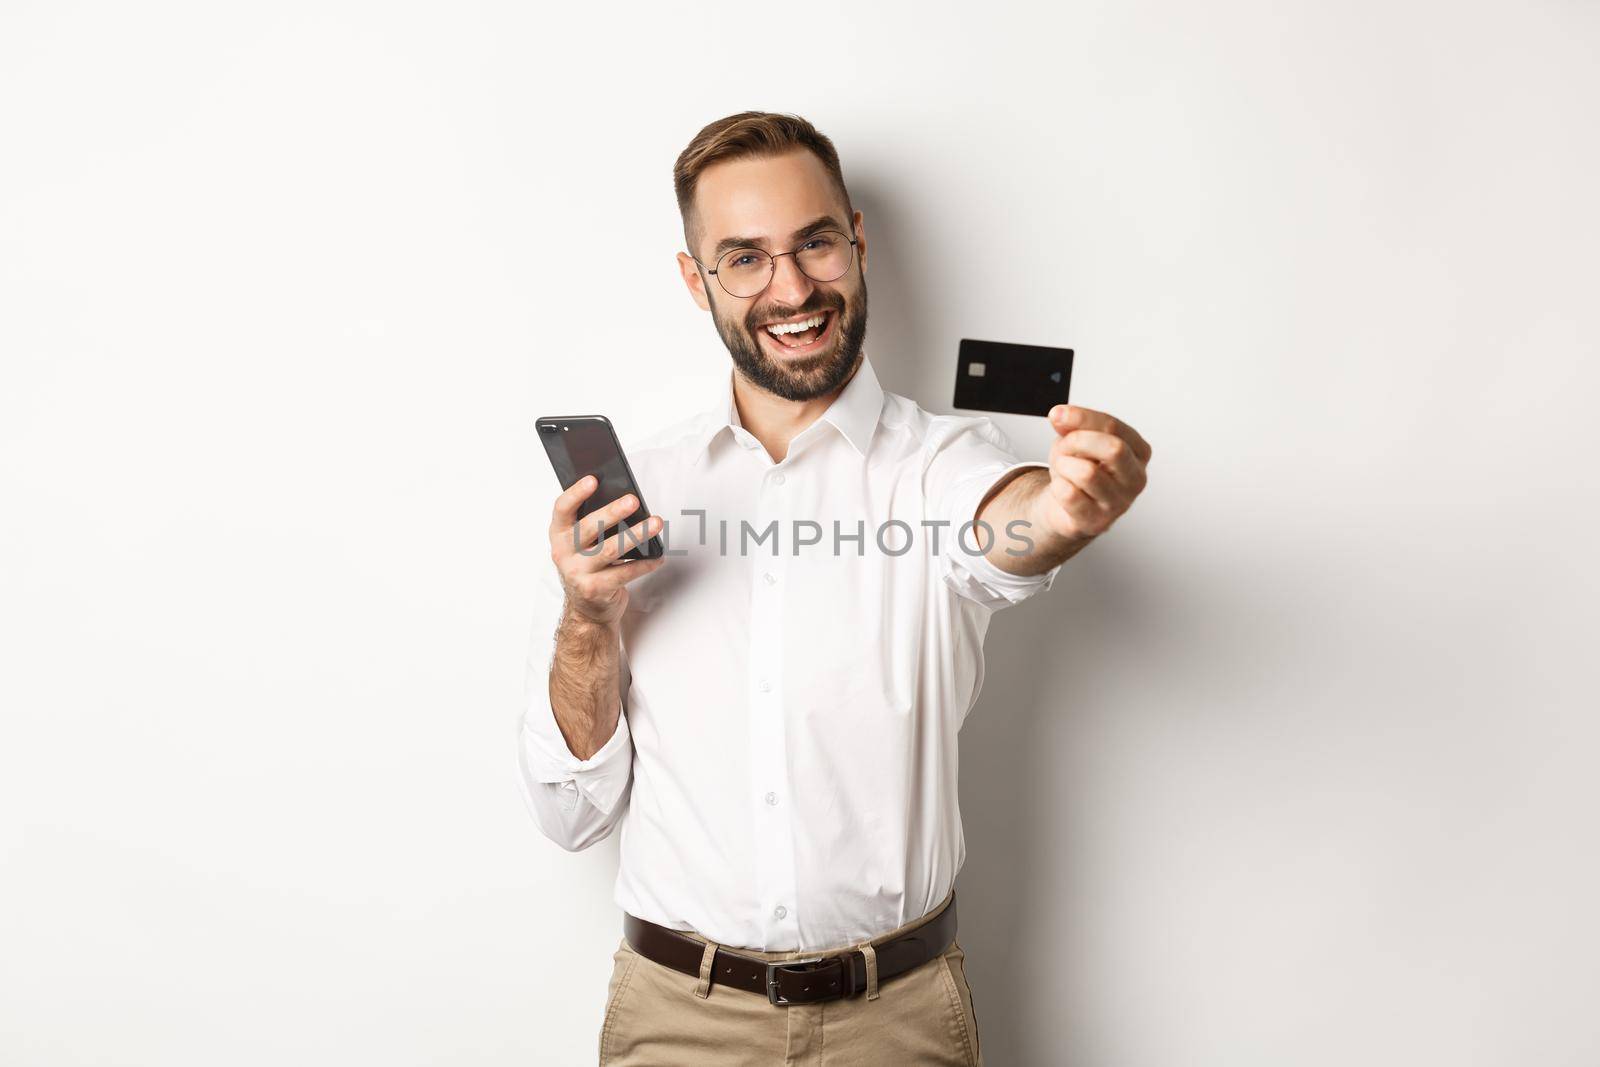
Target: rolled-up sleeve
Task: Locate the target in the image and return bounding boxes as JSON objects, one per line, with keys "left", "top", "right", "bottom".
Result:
{"left": 516, "top": 552, "right": 634, "bottom": 852}
{"left": 926, "top": 415, "right": 1064, "bottom": 610}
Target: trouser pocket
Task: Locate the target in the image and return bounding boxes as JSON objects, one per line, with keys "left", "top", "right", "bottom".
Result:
{"left": 598, "top": 938, "right": 641, "bottom": 1064}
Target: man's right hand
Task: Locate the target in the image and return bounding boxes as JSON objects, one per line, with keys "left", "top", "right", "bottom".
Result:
{"left": 549, "top": 475, "right": 666, "bottom": 628}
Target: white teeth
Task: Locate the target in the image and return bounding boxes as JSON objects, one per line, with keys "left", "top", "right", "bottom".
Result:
{"left": 764, "top": 313, "right": 827, "bottom": 336}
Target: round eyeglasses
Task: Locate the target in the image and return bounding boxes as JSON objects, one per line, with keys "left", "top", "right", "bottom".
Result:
{"left": 693, "top": 230, "right": 859, "bottom": 299}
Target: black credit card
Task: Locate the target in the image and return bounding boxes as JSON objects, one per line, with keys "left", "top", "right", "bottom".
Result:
{"left": 953, "top": 339, "right": 1073, "bottom": 416}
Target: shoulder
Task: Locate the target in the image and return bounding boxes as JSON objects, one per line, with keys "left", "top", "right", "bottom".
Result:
{"left": 620, "top": 409, "right": 714, "bottom": 460}
{"left": 614, "top": 408, "right": 717, "bottom": 502}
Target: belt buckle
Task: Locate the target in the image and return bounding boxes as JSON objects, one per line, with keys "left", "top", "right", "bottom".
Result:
{"left": 765, "top": 955, "right": 835, "bottom": 1006}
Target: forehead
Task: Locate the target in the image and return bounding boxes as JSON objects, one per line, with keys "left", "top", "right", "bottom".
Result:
{"left": 693, "top": 149, "right": 847, "bottom": 250}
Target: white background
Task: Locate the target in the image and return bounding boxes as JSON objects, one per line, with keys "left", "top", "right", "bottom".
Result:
{"left": 3, "top": 2, "right": 1596, "bottom": 1064}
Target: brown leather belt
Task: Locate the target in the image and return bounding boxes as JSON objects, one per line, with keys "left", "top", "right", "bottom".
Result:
{"left": 622, "top": 892, "right": 958, "bottom": 1006}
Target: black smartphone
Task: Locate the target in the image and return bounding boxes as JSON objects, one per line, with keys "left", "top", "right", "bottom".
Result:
{"left": 952, "top": 339, "right": 1073, "bottom": 417}
{"left": 537, "top": 414, "right": 664, "bottom": 562}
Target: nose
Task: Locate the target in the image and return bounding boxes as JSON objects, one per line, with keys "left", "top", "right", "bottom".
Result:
{"left": 764, "top": 251, "right": 815, "bottom": 307}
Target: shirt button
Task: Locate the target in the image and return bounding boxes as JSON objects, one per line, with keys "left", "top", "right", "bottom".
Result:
{"left": 759, "top": 679, "right": 772, "bottom": 692}
{"left": 765, "top": 791, "right": 778, "bottom": 805}
{"left": 773, "top": 905, "right": 787, "bottom": 919}
{"left": 763, "top": 572, "right": 776, "bottom": 585}
{"left": 772, "top": 472, "right": 786, "bottom": 485}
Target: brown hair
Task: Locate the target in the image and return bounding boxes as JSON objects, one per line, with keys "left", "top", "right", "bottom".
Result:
{"left": 673, "top": 111, "right": 853, "bottom": 252}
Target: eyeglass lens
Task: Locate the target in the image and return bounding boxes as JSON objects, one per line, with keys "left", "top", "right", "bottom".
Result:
{"left": 715, "top": 231, "right": 853, "bottom": 298}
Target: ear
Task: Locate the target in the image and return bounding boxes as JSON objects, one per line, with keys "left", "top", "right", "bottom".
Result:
{"left": 852, "top": 210, "right": 867, "bottom": 276}
{"left": 676, "top": 251, "right": 712, "bottom": 312}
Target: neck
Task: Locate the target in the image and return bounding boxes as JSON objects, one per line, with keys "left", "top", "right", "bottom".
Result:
{"left": 732, "top": 355, "right": 861, "bottom": 464}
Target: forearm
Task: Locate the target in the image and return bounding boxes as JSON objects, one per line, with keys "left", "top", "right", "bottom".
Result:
{"left": 976, "top": 467, "right": 1093, "bottom": 576}
{"left": 549, "top": 605, "right": 625, "bottom": 760}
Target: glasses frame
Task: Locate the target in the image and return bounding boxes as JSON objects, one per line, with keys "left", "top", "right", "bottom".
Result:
{"left": 692, "top": 229, "right": 860, "bottom": 299}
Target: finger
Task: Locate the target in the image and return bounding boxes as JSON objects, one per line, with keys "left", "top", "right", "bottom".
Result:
{"left": 1048, "top": 405, "right": 1152, "bottom": 464}
{"left": 607, "top": 554, "right": 669, "bottom": 585}
{"left": 1049, "top": 453, "right": 1124, "bottom": 510}
{"left": 573, "top": 552, "right": 668, "bottom": 595}
{"left": 564, "top": 553, "right": 668, "bottom": 616}
{"left": 1053, "top": 429, "right": 1146, "bottom": 487}
{"left": 565, "top": 493, "right": 646, "bottom": 554}
{"left": 550, "top": 475, "right": 600, "bottom": 534}
{"left": 573, "top": 513, "right": 662, "bottom": 570}
{"left": 598, "top": 513, "right": 662, "bottom": 564}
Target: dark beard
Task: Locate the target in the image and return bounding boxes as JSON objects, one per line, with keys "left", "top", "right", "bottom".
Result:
{"left": 709, "top": 277, "right": 869, "bottom": 402}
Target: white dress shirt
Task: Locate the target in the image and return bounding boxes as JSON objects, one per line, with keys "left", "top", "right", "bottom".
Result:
{"left": 518, "top": 353, "right": 1062, "bottom": 952}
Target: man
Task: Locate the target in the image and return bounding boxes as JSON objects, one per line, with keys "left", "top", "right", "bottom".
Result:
{"left": 518, "top": 111, "right": 1151, "bottom": 1065}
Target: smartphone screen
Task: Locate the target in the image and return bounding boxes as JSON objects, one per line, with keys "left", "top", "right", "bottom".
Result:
{"left": 538, "top": 415, "right": 663, "bottom": 561}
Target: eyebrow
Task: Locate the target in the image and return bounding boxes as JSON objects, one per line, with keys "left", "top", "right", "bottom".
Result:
{"left": 709, "top": 215, "right": 847, "bottom": 262}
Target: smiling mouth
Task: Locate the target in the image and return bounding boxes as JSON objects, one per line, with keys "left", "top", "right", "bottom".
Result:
{"left": 757, "top": 308, "right": 836, "bottom": 355}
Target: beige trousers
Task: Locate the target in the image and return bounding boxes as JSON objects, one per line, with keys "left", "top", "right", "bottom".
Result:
{"left": 597, "top": 891, "right": 983, "bottom": 1066}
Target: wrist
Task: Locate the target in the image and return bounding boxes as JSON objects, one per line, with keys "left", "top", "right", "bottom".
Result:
{"left": 562, "top": 600, "right": 622, "bottom": 636}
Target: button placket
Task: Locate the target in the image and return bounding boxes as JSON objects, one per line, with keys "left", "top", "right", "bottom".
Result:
{"left": 749, "top": 460, "right": 798, "bottom": 941}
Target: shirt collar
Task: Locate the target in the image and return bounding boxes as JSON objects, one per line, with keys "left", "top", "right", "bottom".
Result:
{"left": 691, "top": 352, "right": 884, "bottom": 466}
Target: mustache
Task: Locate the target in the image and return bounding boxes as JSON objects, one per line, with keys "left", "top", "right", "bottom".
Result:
{"left": 746, "top": 295, "right": 844, "bottom": 330}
